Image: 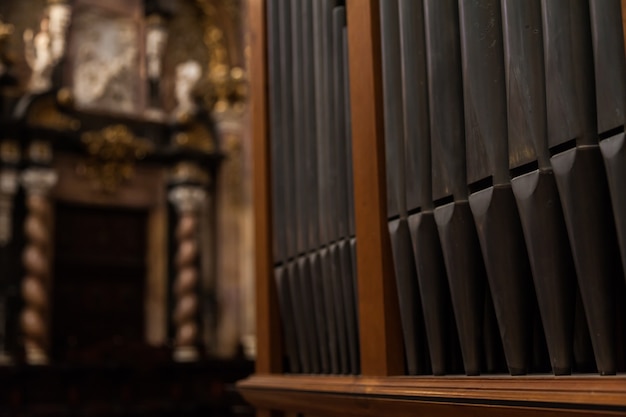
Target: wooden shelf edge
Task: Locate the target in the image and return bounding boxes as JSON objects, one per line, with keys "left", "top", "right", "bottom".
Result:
{"left": 238, "top": 374, "right": 626, "bottom": 416}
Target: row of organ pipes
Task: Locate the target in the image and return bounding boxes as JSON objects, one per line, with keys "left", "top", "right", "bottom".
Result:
{"left": 265, "top": 0, "right": 626, "bottom": 377}
{"left": 381, "top": 0, "right": 626, "bottom": 376}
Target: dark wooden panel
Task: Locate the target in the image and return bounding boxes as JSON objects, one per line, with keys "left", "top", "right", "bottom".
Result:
{"left": 52, "top": 203, "right": 147, "bottom": 362}
{"left": 55, "top": 203, "right": 146, "bottom": 263}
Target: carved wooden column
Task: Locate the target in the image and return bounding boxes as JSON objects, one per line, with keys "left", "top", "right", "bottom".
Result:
{"left": 169, "top": 166, "right": 209, "bottom": 362}
{"left": 20, "top": 141, "right": 57, "bottom": 365}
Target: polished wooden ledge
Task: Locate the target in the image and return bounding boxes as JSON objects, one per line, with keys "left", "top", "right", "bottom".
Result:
{"left": 238, "top": 374, "right": 626, "bottom": 417}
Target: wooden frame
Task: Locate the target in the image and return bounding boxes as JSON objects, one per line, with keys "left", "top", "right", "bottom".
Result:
{"left": 247, "top": 0, "right": 282, "bottom": 376}
{"left": 52, "top": 152, "right": 168, "bottom": 346}
{"left": 240, "top": 374, "right": 626, "bottom": 417}
{"left": 240, "top": 0, "right": 626, "bottom": 416}
{"left": 346, "top": 0, "right": 404, "bottom": 377}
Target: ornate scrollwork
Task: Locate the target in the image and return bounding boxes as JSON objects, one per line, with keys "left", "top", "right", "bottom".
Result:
{"left": 78, "top": 124, "right": 153, "bottom": 193}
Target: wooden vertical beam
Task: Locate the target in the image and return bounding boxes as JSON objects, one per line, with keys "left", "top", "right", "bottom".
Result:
{"left": 346, "top": 0, "right": 404, "bottom": 376}
{"left": 248, "top": 3, "right": 289, "bottom": 416}
{"left": 248, "top": 0, "right": 283, "bottom": 375}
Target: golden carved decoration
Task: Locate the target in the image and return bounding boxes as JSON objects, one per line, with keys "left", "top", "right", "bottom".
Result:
{"left": 146, "top": 13, "right": 166, "bottom": 27}
{"left": 78, "top": 124, "right": 153, "bottom": 193}
{"left": 0, "top": 140, "right": 21, "bottom": 164}
{"left": 56, "top": 87, "right": 74, "bottom": 107}
{"left": 0, "top": 18, "right": 13, "bottom": 40}
{"left": 28, "top": 140, "right": 53, "bottom": 164}
{"left": 194, "top": 0, "right": 247, "bottom": 114}
{"left": 173, "top": 120, "right": 215, "bottom": 154}
{"left": 170, "top": 161, "right": 211, "bottom": 186}
{"left": 26, "top": 95, "right": 81, "bottom": 131}
{"left": 0, "top": 17, "right": 13, "bottom": 74}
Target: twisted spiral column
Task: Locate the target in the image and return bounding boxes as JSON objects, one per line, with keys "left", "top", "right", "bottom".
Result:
{"left": 169, "top": 185, "right": 206, "bottom": 362}
{"left": 20, "top": 168, "right": 57, "bottom": 365}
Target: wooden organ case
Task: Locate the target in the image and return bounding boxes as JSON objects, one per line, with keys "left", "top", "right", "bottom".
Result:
{"left": 239, "top": 1, "right": 626, "bottom": 416}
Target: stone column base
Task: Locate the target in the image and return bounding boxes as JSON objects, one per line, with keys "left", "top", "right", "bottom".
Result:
{"left": 241, "top": 334, "right": 257, "bottom": 359}
{"left": 173, "top": 345, "right": 199, "bottom": 362}
{"left": 25, "top": 347, "right": 48, "bottom": 365}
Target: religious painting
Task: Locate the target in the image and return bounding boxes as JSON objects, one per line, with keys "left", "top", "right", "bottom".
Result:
{"left": 67, "top": 0, "right": 144, "bottom": 115}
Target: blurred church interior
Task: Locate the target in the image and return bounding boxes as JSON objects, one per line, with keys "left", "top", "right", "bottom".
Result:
{"left": 0, "top": 0, "right": 256, "bottom": 415}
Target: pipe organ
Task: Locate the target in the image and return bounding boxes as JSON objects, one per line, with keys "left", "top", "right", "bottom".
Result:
{"left": 240, "top": 0, "right": 626, "bottom": 416}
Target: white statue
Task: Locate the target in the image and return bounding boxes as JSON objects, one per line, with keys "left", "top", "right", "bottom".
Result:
{"left": 23, "top": 17, "right": 54, "bottom": 93}
{"left": 23, "top": 2, "right": 71, "bottom": 93}
{"left": 174, "top": 60, "right": 202, "bottom": 118}
{"left": 145, "top": 17, "right": 168, "bottom": 111}
{"left": 47, "top": 2, "right": 71, "bottom": 61}
{"left": 146, "top": 25, "right": 168, "bottom": 80}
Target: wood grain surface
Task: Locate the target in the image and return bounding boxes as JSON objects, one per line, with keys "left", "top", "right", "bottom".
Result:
{"left": 248, "top": 0, "right": 283, "bottom": 375}
{"left": 240, "top": 374, "right": 626, "bottom": 417}
{"left": 346, "top": 0, "right": 404, "bottom": 377}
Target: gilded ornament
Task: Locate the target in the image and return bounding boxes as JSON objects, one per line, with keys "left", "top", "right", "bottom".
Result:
{"left": 194, "top": 0, "right": 247, "bottom": 114}
{"left": 0, "top": 19, "right": 13, "bottom": 39}
{"left": 173, "top": 122, "right": 215, "bottom": 153}
{"left": 0, "top": 141, "right": 21, "bottom": 164}
{"left": 169, "top": 161, "right": 211, "bottom": 186}
{"left": 79, "top": 124, "right": 153, "bottom": 193}
{"left": 28, "top": 140, "right": 53, "bottom": 165}
{"left": 0, "top": 17, "right": 12, "bottom": 78}
{"left": 56, "top": 87, "right": 74, "bottom": 107}
{"left": 26, "top": 95, "right": 80, "bottom": 131}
